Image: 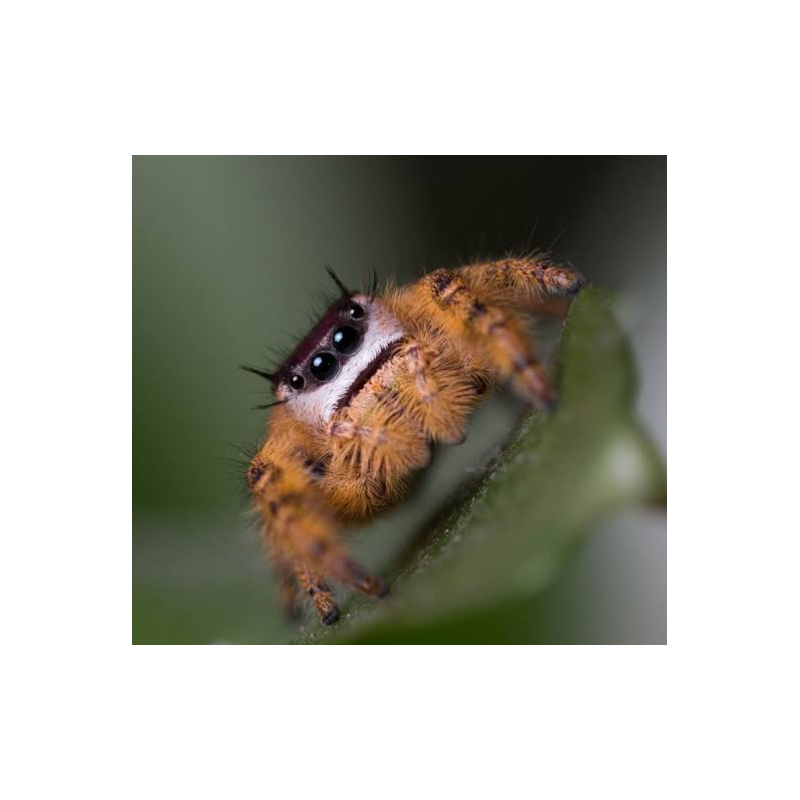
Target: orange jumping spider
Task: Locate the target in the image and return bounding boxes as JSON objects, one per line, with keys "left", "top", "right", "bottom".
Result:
{"left": 242, "top": 256, "right": 584, "bottom": 625}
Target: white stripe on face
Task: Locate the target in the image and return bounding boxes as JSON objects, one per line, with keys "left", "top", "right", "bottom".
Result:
{"left": 282, "top": 296, "right": 405, "bottom": 427}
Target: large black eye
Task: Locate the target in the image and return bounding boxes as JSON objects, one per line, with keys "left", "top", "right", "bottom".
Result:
{"left": 348, "top": 303, "right": 365, "bottom": 320}
{"left": 289, "top": 374, "right": 305, "bottom": 391}
{"left": 310, "top": 351, "right": 339, "bottom": 382}
{"left": 332, "top": 325, "right": 361, "bottom": 355}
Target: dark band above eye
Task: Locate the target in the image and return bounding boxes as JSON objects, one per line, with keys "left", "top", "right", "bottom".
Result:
{"left": 332, "top": 325, "right": 362, "bottom": 355}
{"left": 309, "top": 351, "right": 339, "bottom": 382}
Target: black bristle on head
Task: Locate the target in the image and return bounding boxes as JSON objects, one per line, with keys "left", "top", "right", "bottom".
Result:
{"left": 369, "top": 267, "right": 379, "bottom": 298}
{"left": 240, "top": 364, "right": 277, "bottom": 385}
{"left": 324, "top": 264, "right": 351, "bottom": 298}
{"left": 252, "top": 399, "right": 287, "bottom": 411}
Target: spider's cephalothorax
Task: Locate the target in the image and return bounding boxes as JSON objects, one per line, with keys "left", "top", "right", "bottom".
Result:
{"left": 243, "top": 257, "right": 584, "bottom": 625}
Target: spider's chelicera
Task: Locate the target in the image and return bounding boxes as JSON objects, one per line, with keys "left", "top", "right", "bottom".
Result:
{"left": 241, "top": 257, "right": 584, "bottom": 625}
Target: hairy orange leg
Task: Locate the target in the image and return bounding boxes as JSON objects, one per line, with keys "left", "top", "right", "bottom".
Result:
{"left": 423, "top": 270, "right": 554, "bottom": 408}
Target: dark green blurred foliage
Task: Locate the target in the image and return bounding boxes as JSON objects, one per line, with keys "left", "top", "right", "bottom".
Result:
{"left": 133, "top": 156, "right": 666, "bottom": 644}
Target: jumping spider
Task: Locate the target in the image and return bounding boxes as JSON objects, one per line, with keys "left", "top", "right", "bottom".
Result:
{"left": 242, "top": 256, "right": 584, "bottom": 625}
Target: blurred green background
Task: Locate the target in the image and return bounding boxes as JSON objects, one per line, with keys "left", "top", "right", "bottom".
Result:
{"left": 133, "top": 156, "right": 666, "bottom": 644}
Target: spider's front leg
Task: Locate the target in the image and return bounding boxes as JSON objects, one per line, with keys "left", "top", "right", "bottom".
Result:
{"left": 249, "top": 440, "right": 386, "bottom": 626}
{"left": 461, "top": 255, "right": 585, "bottom": 307}
{"left": 420, "top": 270, "right": 555, "bottom": 408}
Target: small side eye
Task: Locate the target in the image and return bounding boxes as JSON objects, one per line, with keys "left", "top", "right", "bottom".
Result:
{"left": 310, "top": 352, "right": 340, "bottom": 382}
{"left": 289, "top": 374, "right": 305, "bottom": 391}
{"left": 348, "top": 303, "right": 365, "bottom": 320}
{"left": 332, "top": 326, "right": 362, "bottom": 355}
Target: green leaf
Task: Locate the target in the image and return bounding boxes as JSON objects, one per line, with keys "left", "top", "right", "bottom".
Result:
{"left": 297, "top": 288, "right": 666, "bottom": 644}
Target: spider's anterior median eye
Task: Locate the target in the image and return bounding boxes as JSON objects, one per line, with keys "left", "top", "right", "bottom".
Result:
{"left": 289, "top": 374, "right": 305, "bottom": 391}
{"left": 348, "top": 303, "right": 365, "bottom": 320}
{"left": 310, "top": 351, "right": 340, "bottom": 382}
{"left": 332, "top": 325, "right": 361, "bottom": 355}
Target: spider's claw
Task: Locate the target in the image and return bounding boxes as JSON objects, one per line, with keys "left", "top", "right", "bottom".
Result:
{"left": 321, "top": 608, "right": 340, "bottom": 626}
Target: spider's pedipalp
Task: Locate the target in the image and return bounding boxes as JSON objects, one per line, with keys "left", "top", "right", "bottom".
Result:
{"left": 395, "top": 340, "right": 480, "bottom": 444}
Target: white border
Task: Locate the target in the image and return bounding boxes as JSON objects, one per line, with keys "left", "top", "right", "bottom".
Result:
{"left": 4, "top": 0, "right": 799, "bottom": 796}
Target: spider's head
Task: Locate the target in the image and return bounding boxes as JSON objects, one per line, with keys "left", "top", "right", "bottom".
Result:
{"left": 255, "top": 271, "right": 405, "bottom": 426}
